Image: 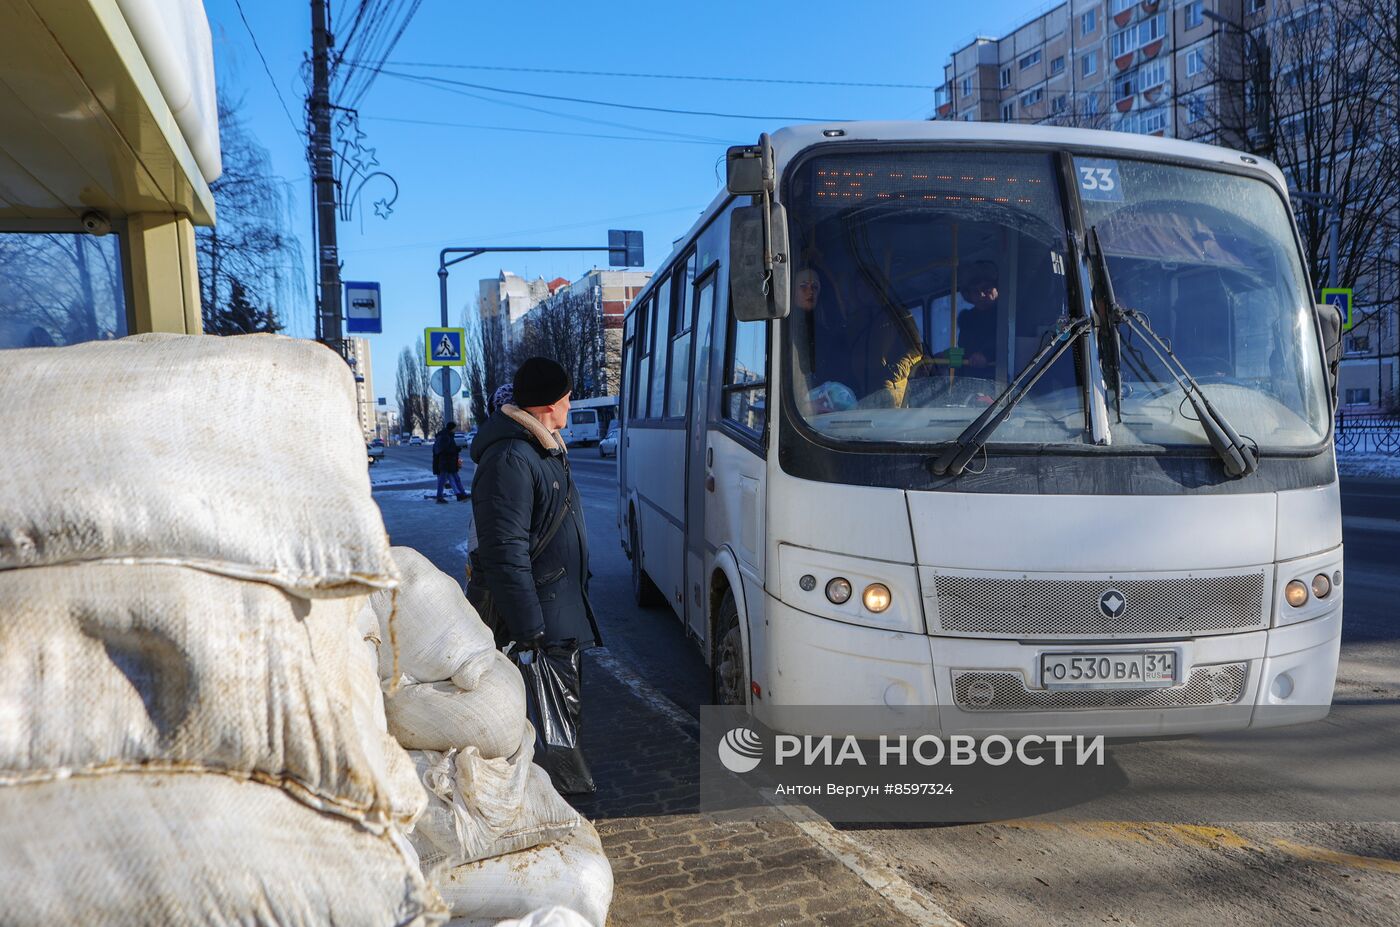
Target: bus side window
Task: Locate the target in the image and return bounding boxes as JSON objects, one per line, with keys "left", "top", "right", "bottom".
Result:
{"left": 648, "top": 275, "right": 672, "bottom": 418}
{"left": 722, "top": 307, "right": 768, "bottom": 437}
{"left": 633, "top": 296, "right": 651, "bottom": 419}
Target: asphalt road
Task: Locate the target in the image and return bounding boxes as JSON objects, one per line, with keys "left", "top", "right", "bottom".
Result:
{"left": 376, "top": 445, "right": 1400, "bottom": 925}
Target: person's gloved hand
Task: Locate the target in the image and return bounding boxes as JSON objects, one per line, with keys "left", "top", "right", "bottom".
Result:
{"left": 514, "top": 631, "right": 546, "bottom": 653}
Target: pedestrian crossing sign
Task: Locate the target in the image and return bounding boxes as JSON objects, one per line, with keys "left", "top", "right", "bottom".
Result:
{"left": 424, "top": 327, "right": 465, "bottom": 366}
{"left": 1321, "top": 288, "right": 1353, "bottom": 332}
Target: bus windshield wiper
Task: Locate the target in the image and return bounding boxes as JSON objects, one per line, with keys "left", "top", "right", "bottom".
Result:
{"left": 1087, "top": 227, "right": 1259, "bottom": 478}
{"left": 931, "top": 314, "right": 1092, "bottom": 477}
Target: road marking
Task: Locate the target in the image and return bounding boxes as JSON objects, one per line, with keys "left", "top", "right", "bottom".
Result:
{"left": 1004, "top": 821, "right": 1400, "bottom": 876}
{"left": 589, "top": 647, "right": 963, "bottom": 927}
{"left": 1273, "top": 839, "right": 1400, "bottom": 875}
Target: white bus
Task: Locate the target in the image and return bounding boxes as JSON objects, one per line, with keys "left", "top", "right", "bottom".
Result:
{"left": 618, "top": 122, "right": 1345, "bottom": 737}
{"left": 561, "top": 396, "right": 619, "bottom": 447}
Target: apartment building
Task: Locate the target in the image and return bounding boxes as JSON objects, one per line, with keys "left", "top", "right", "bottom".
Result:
{"left": 934, "top": 0, "right": 1232, "bottom": 141}
{"left": 347, "top": 336, "right": 375, "bottom": 440}
{"left": 518, "top": 268, "right": 652, "bottom": 396}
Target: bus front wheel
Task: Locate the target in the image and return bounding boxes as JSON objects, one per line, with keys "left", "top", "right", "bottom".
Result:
{"left": 712, "top": 588, "right": 748, "bottom": 708}
{"left": 630, "top": 515, "right": 665, "bottom": 608}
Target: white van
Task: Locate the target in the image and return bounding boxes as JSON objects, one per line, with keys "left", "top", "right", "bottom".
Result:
{"left": 560, "top": 396, "right": 619, "bottom": 447}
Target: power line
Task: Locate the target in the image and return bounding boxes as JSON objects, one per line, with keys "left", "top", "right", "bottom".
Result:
{"left": 233, "top": 0, "right": 304, "bottom": 138}
{"left": 362, "top": 115, "right": 721, "bottom": 146}
{"left": 358, "top": 59, "right": 935, "bottom": 91}
{"left": 374, "top": 68, "right": 850, "bottom": 122}
{"left": 381, "top": 71, "right": 732, "bottom": 144}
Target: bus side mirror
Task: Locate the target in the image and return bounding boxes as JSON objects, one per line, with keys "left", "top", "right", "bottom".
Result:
{"left": 1315, "top": 301, "right": 1343, "bottom": 404}
{"left": 729, "top": 203, "right": 790, "bottom": 322}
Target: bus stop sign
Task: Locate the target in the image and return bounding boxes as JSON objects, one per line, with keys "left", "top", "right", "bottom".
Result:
{"left": 608, "top": 229, "right": 644, "bottom": 267}
{"left": 425, "top": 327, "right": 464, "bottom": 366}
{"left": 345, "top": 281, "right": 382, "bottom": 333}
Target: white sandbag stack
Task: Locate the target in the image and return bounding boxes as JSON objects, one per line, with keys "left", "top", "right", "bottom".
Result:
{"left": 371, "top": 547, "right": 613, "bottom": 925}
{"left": 0, "top": 334, "right": 441, "bottom": 926}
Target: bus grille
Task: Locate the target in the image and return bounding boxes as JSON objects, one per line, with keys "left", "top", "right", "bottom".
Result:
{"left": 933, "top": 572, "right": 1267, "bottom": 637}
{"left": 952, "top": 663, "right": 1249, "bottom": 711}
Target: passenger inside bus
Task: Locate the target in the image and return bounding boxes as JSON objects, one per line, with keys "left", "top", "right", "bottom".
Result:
{"left": 791, "top": 266, "right": 923, "bottom": 411}
{"left": 952, "top": 260, "right": 1000, "bottom": 381}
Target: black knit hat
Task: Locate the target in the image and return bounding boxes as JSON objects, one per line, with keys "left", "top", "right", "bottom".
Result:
{"left": 511, "top": 356, "right": 571, "bottom": 408}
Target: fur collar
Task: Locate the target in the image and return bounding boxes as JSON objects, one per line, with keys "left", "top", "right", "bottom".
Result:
{"left": 501, "top": 404, "right": 566, "bottom": 454}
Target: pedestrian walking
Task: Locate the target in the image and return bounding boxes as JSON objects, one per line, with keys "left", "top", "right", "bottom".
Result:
{"left": 432, "top": 421, "right": 468, "bottom": 504}
{"left": 465, "top": 357, "right": 600, "bottom": 794}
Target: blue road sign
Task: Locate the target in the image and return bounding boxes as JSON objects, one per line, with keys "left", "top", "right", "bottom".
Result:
{"left": 345, "top": 281, "right": 382, "bottom": 334}
{"left": 425, "top": 327, "right": 465, "bottom": 366}
{"left": 608, "top": 229, "right": 645, "bottom": 267}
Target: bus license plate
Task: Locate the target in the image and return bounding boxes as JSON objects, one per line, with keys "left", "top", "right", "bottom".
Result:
{"left": 1040, "top": 651, "right": 1176, "bottom": 689}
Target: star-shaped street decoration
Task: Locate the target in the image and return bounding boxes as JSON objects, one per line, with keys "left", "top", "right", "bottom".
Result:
{"left": 353, "top": 146, "right": 379, "bottom": 171}
{"left": 373, "top": 198, "right": 393, "bottom": 219}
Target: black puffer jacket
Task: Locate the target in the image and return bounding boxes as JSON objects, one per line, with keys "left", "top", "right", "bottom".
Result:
{"left": 431, "top": 427, "right": 460, "bottom": 475}
{"left": 468, "top": 405, "right": 600, "bottom": 647}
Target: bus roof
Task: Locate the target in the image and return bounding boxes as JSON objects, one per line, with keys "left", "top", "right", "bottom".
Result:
{"left": 633, "top": 121, "right": 1287, "bottom": 311}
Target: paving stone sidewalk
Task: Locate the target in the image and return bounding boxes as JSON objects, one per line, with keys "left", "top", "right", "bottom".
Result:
{"left": 571, "top": 657, "right": 918, "bottom": 926}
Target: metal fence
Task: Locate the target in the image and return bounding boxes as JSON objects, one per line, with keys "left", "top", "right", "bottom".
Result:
{"left": 1335, "top": 413, "right": 1400, "bottom": 455}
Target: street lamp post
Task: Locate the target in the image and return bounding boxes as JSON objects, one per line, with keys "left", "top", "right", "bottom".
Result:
{"left": 1203, "top": 9, "right": 1273, "bottom": 157}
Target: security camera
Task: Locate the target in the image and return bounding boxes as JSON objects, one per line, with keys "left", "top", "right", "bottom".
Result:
{"left": 80, "top": 210, "right": 112, "bottom": 236}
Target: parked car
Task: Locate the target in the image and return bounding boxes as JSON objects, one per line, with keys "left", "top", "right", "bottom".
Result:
{"left": 598, "top": 423, "right": 619, "bottom": 458}
{"left": 454, "top": 431, "right": 470, "bottom": 448}
{"left": 367, "top": 442, "right": 385, "bottom": 465}
{"left": 408, "top": 435, "right": 424, "bottom": 446}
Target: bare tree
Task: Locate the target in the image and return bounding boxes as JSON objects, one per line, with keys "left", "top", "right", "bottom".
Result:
{"left": 464, "top": 305, "right": 513, "bottom": 424}
{"left": 197, "top": 94, "right": 305, "bottom": 335}
{"left": 395, "top": 344, "right": 442, "bottom": 437}
{"left": 0, "top": 232, "right": 123, "bottom": 347}
{"left": 1201, "top": 0, "right": 1399, "bottom": 325}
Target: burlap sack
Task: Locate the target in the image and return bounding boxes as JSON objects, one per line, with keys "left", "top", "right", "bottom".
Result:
{"left": 433, "top": 821, "right": 612, "bottom": 925}
{"left": 384, "top": 652, "right": 526, "bottom": 759}
{"left": 0, "top": 334, "right": 395, "bottom": 597}
{"left": 370, "top": 546, "right": 496, "bottom": 684}
{"left": 0, "top": 563, "right": 409, "bottom": 824}
{"left": 409, "top": 725, "right": 580, "bottom": 868}
{"left": 0, "top": 773, "right": 446, "bottom": 927}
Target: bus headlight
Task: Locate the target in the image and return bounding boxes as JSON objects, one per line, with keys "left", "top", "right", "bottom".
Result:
{"left": 862, "top": 583, "right": 892, "bottom": 613}
{"left": 1284, "top": 580, "right": 1309, "bottom": 608}
{"left": 1311, "top": 573, "right": 1331, "bottom": 599}
{"left": 825, "top": 577, "right": 852, "bottom": 604}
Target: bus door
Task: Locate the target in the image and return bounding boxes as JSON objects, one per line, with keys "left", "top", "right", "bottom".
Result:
{"left": 683, "top": 269, "right": 720, "bottom": 641}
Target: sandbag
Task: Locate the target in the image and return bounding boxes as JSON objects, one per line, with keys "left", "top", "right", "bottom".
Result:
{"left": 370, "top": 546, "right": 496, "bottom": 683}
{"left": 0, "top": 773, "right": 446, "bottom": 927}
{"left": 0, "top": 334, "right": 396, "bottom": 598}
{"left": 0, "top": 564, "right": 399, "bottom": 822}
{"left": 464, "top": 907, "right": 593, "bottom": 927}
{"left": 385, "top": 652, "right": 526, "bottom": 758}
{"left": 344, "top": 620, "right": 428, "bottom": 826}
{"left": 409, "top": 729, "right": 579, "bottom": 867}
{"left": 433, "top": 821, "right": 612, "bottom": 925}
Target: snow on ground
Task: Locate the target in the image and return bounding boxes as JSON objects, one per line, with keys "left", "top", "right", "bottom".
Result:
{"left": 368, "top": 461, "right": 433, "bottom": 486}
{"left": 1336, "top": 450, "right": 1400, "bottom": 480}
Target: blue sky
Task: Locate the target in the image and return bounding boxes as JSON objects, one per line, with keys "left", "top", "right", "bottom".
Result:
{"left": 204, "top": 0, "right": 1033, "bottom": 399}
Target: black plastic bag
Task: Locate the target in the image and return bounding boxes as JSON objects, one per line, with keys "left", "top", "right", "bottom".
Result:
{"left": 514, "top": 643, "right": 594, "bottom": 795}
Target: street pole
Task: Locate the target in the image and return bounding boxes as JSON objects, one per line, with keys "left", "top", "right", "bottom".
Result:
{"left": 310, "top": 0, "right": 344, "bottom": 359}
{"left": 438, "top": 265, "right": 453, "bottom": 425}
{"left": 436, "top": 240, "right": 638, "bottom": 426}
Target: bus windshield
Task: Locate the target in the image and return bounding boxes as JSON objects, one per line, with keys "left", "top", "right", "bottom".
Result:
{"left": 784, "top": 147, "right": 1330, "bottom": 452}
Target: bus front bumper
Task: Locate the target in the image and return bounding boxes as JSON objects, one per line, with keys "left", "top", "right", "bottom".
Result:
{"left": 753, "top": 595, "right": 1341, "bottom": 738}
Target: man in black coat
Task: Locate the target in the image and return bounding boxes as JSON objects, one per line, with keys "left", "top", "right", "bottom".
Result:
{"left": 431, "top": 421, "right": 467, "bottom": 504}
{"left": 468, "top": 357, "right": 601, "bottom": 793}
